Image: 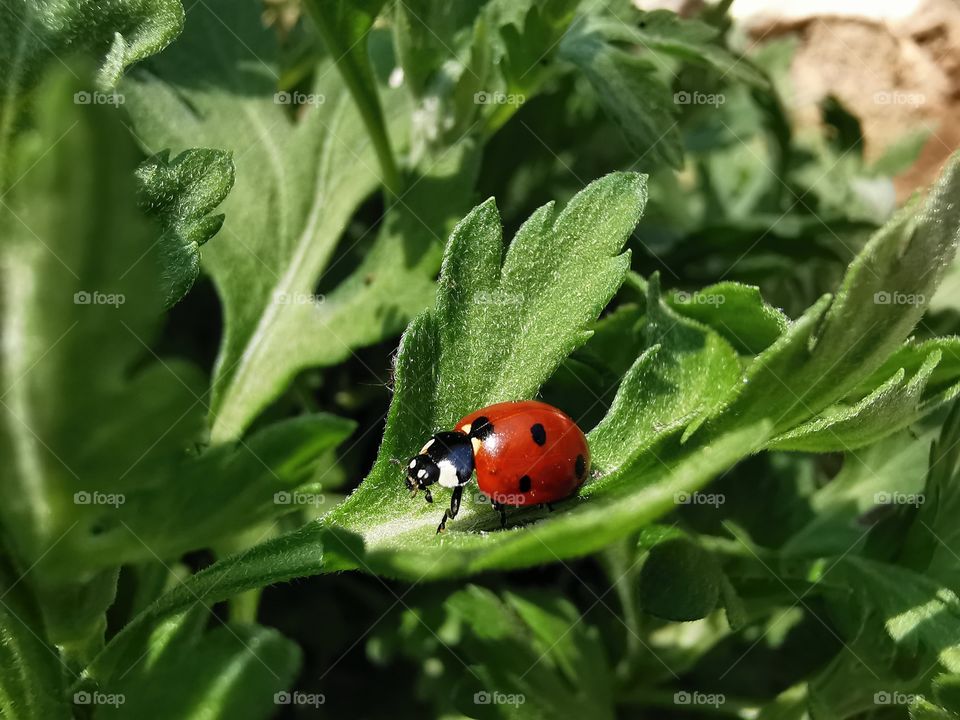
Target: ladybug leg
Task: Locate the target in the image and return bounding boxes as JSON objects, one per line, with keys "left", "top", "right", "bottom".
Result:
{"left": 490, "top": 500, "right": 508, "bottom": 529}
{"left": 424, "top": 489, "right": 433, "bottom": 504}
{"left": 436, "top": 486, "right": 463, "bottom": 534}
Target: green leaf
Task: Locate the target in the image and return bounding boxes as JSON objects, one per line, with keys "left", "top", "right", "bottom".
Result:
{"left": 899, "top": 399, "right": 960, "bottom": 591}
{"left": 934, "top": 673, "right": 960, "bottom": 714}
{"left": 849, "top": 338, "right": 960, "bottom": 402}
{"left": 871, "top": 128, "right": 931, "bottom": 177}
{"left": 372, "top": 171, "right": 645, "bottom": 442}
{"left": 84, "top": 526, "right": 363, "bottom": 685}
{"left": 0, "top": 71, "right": 358, "bottom": 665}
{"left": 135, "top": 149, "right": 235, "bottom": 308}
{"left": 497, "top": 0, "right": 579, "bottom": 93}
{"left": 94, "top": 615, "right": 300, "bottom": 720}
{"left": 0, "top": 69, "right": 193, "bottom": 645}
{"left": 637, "top": 529, "right": 723, "bottom": 622}
{"left": 780, "top": 431, "right": 930, "bottom": 558}
{"left": 832, "top": 557, "right": 960, "bottom": 674}
{"left": 445, "top": 585, "right": 615, "bottom": 720}
{"left": 911, "top": 698, "right": 958, "bottom": 720}
{"left": 592, "top": 10, "right": 769, "bottom": 87}
{"left": 702, "top": 153, "right": 960, "bottom": 440}
{"left": 393, "top": 0, "right": 488, "bottom": 98}
{"left": 770, "top": 349, "right": 960, "bottom": 451}
{"left": 0, "top": 0, "right": 184, "bottom": 190}
{"left": 664, "top": 280, "right": 788, "bottom": 355}
{"left": 123, "top": 0, "right": 479, "bottom": 442}
{"left": 560, "top": 27, "right": 682, "bottom": 169}
{"left": 120, "top": 0, "right": 384, "bottom": 441}
{"left": 62, "top": 413, "right": 356, "bottom": 574}
{"left": 88, "top": 176, "right": 771, "bottom": 679}
{"left": 588, "top": 275, "right": 741, "bottom": 473}
{"left": 309, "top": 140, "right": 481, "bottom": 373}
{"left": 0, "top": 0, "right": 183, "bottom": 102}
{"left": 0, "top": 559, "right": 71, "bottom": 720}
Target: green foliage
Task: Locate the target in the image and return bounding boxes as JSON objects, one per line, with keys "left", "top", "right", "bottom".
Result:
{"left": 665, "top": 281, "right": 788, "bottom": 355}
{"left": 447, "top": 586, "right": 615, "bottom": 719}
{"left": 120, "top": 0, "right": 389, "bottom": 441}
{"left": 135, "top": 149, "right": 234, "bottom": 308}
{"left": 637, "top": 528, "right": 723, "bottom": 621}
{"left": 0, "top": 559, "right": 70, "bottom": 720}
{"left": 6, "top": 0, "right": 960, "bottom": 718}
{"left": 93, "top": 610, "right": 300, "bottom": 720}
{"left": 699, "top": 155, "right": 960, "bottom": 442}
{"left": 560, "top": 25, "right": 682, "bottom": 169}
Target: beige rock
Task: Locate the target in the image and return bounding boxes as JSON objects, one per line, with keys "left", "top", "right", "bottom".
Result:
{"left": 735, "top": 0, "right": 960, "bottom": 197}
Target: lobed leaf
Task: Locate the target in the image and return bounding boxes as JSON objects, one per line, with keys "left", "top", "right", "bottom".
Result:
{"left": 135, "top": 149, "right": 235, "bottom": 308}
{"left": 769, "top": 349, "right": 960, "bottom": 452}
{"left": 123, "top": 0, "right": 479, "bottom": 442}
{"left": 560, "top": 27, "right": 682, "bottom": 169}
{"left": 588, "top": 274, "right": 741, "bottom": 478}
{"left": 699, "top": 153, "right": 960, "bottom": 440}
{"left": 664, "top": 280, "right": 788, "bottom": 355}
{"left": 87, "top": 175, "right": 771, "bottom": 678}
{"left": 592, "top": 10, "right": 769, "bottom": 87}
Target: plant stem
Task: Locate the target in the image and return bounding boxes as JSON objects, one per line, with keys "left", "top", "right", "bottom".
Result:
{"left": 601, "top": 538, "right": 645, "bottom": 684}
{"left": 304, "top": 1, "right": 403, "bottom": 200}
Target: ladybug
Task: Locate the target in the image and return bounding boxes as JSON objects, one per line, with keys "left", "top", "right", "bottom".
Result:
{"left": 405, "top": 400, "right": 590, "bottom": 533}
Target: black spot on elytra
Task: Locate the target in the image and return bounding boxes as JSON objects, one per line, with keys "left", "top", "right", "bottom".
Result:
{"left": 575, "top": 454, "right": 586, "bottom": 479}
{"left": 469, "top": 416, "right": 494, "bottom": 440}
{"left": 519, "top": 475, "right": 532, "bottom": 493}
{"left": 530, "top": 423, "right": 546, "bottom": 446}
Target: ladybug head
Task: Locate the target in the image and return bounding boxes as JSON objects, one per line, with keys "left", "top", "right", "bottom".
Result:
{"left": 405, "top": 431, "right": 474, "bottom": 497}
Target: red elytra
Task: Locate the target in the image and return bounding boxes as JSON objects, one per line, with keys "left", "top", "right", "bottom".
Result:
{"left": 456, "top": 400, "right": 590, "bottom": 507}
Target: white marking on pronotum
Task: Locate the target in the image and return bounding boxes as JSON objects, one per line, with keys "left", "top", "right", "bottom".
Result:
{"left": 471, "top": 438, "right": 482, "bottom": 454}
{"left": 461, "top": 423, "right": 472, "bottom": 434}
{"left": 437, "top": 459, "right": 460, "bottom": 488}
{"left": 419, "top": 438, "right": 435, "bottom": 454}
